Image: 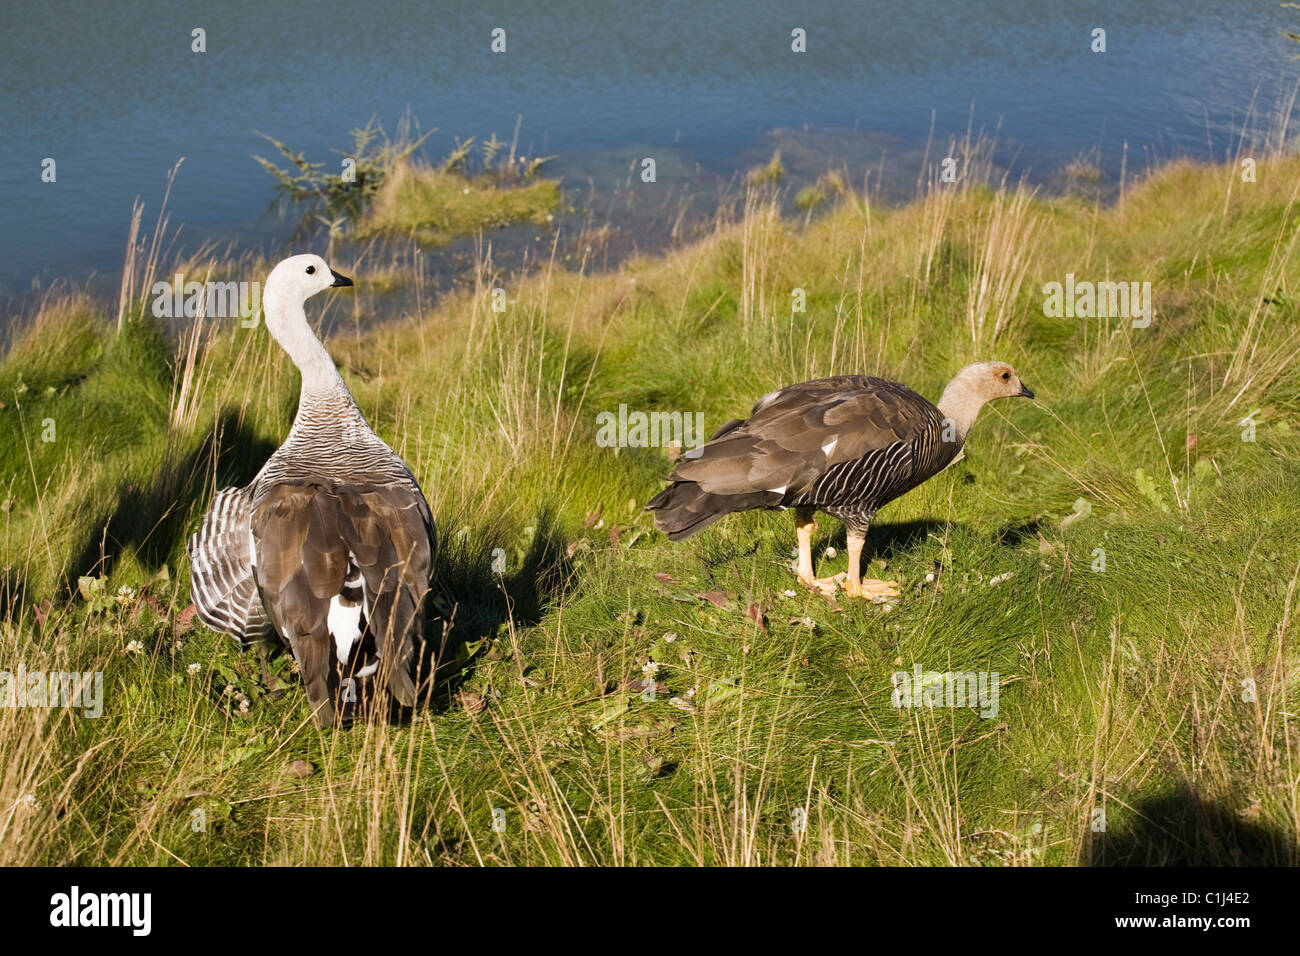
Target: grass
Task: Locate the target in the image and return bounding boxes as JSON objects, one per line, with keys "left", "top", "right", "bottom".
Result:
{"left": 747, "top": 150, "right": 785, "bottom": 186}
{"left": 794, "top": 170, "right": 848, "bottom": 212}
{"left": 2, "top": 152, "right": 1300, "bottom": 865}
{"left": 357, "top": 159, "right": 561, "bottom": 247}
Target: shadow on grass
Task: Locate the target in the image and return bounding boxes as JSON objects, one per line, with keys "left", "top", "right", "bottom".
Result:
{"left": 693, "top": 516, "right": 961, "bottom": 576}
{"left": 996, "top": 518, "right": 1045, "bottom": 547}
{"left": 865, "top": 518, "right": 956, "bottom": 560}
{"left": 412, "top": 506, "right": 575, "bottom": 715}
{"left": 816, "top": 517, "right": 959, "bottom": 561}
{"left": 1087, "top": 785, "right": 1298, "bottom": 866}
{"left": 0, "top": 567, "right": 26, "bottom": 622}
{"left": 63, "top": 410, "right": 277, "bottom": 597}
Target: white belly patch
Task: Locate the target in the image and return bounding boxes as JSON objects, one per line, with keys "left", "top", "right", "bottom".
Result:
{"left": 328, "top": 595, "right": 364, "bottom": 664}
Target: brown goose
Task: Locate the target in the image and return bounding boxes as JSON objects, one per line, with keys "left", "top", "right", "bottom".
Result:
{"left": 188, "top": 254, "right": 436, "bottom": 725}
{"left": 645, "top": 362, "right": 1033, "bottom": 599}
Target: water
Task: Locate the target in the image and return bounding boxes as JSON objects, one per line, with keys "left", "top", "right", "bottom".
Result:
{"left": 1, "top": 0, "right": 1297, "bottom": 302}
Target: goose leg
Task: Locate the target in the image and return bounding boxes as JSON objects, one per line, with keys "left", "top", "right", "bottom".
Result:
{"left": 844, "top": 528, "right": 900, "bottom": 601}
{"left": 795, "top": 509, "right": 842, "bottom": 596}
{"left": 795, "top": 509, "right": 815, "bottom": 581}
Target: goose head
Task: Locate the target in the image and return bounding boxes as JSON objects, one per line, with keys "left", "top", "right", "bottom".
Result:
{"left": 263, "top": 253, "right": 351, "bottom": 316}
{"left": 959, "top": 360, "right": 1034, "bottom": 402}
{"left": 937, "top": 360, "right": 1034, "bottom": 442}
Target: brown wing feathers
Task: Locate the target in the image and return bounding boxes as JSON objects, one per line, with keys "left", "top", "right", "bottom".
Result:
{"left": 646, "top": 376, "right": 947, "bottom": 539}
{"left": 252, "top": 482, "right": 431, "bottom": 726}
{"left": 335, "top": 486, "right": 427, "bottom": 706}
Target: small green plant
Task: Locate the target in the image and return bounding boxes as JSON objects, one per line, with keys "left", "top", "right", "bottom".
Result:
{"left": 481, "top": 133, "right": 505, "bottom": 169}
{"left": 440, "top": 136, "right": 475, "bottom": 175}
{"left": 440, "top": 133, "right": 555, "bottom": 183}
{"left": 252, "top": 116, "right": 434, "bottom": 232}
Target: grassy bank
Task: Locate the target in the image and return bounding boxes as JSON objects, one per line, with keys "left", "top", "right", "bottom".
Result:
{"left": 1, "top": 154, "right": 1299, "bottom": 865}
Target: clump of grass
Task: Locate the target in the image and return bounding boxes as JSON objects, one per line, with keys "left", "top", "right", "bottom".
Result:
{"left": 358, "top": 159, "right": 561, "bottom": 247}
{"left": 747, "top": 150, "right": 785, "bottom": 185}
{"left": 795, "top": 170, "right": 849, "bottom": 210}
{"left": 0, "top": 295, "right": 102, "bottom": 396}
{"left": 1063, "top": 159, "right": 1105, "bottom": 186}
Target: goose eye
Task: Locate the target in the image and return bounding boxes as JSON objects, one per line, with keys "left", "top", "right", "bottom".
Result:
{"left": 305, "top": 265, "right": 316, "bottom": 275}
{"left": 1001, "top": 372, "right": 1009, "bottom": 380}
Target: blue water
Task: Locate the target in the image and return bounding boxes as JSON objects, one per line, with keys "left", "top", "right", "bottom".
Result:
{"left": 1, "top": 0, "right": 1297, "bottom": 299}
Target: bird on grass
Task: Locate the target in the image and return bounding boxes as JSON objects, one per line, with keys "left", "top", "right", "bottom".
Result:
{"left": 188, "top": 254, "right": 436, "bottom": 726}
{"left": 645, "top": 362, "right": 1033, "bottom": 599}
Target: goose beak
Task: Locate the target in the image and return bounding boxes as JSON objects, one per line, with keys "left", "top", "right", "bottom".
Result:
{"left": 329, "top": 269, "right": 353, "bottom": 288}
{"left": 1018, "top": 383, "right": 1035, "bottom": 399}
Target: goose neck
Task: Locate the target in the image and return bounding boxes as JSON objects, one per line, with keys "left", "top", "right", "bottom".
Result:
{"left": 936, "top": 378, "right": 985, "bottom": 445}
{"left": 264, "top": 292, "right": 347, "bottom": 398}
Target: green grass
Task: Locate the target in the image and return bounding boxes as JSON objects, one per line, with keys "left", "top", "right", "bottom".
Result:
{"left": 2, "top": 155, "right": 1300, "bottom": 865}
{"left": 357, "top": 159, "right": 561, "bottom": 246}
{"left": 747, "top": 149, "right": 785, "bottom": 186}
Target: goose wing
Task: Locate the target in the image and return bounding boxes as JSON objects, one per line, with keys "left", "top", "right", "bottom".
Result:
{"left": 188, "top": 486, "right": 273, "bottom": 647}
{"left": 250, "top": 480, "right": 434, "bottom": 725}
{"left": 669, "top": 376, "right": 943, "bottom": 498}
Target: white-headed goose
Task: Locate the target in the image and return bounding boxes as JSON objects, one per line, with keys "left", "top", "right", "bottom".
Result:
{"left": 188, "top": 254, "right": 436, "bottom": 725}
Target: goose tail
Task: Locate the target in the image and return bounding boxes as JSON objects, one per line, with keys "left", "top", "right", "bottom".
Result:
{"left": 645, "top": 481, "right": 750, "bottom": 541}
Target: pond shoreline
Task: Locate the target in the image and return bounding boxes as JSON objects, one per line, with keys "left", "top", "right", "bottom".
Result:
{"left": 5, "top": 116, "right": 1254, "bottom": 343}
